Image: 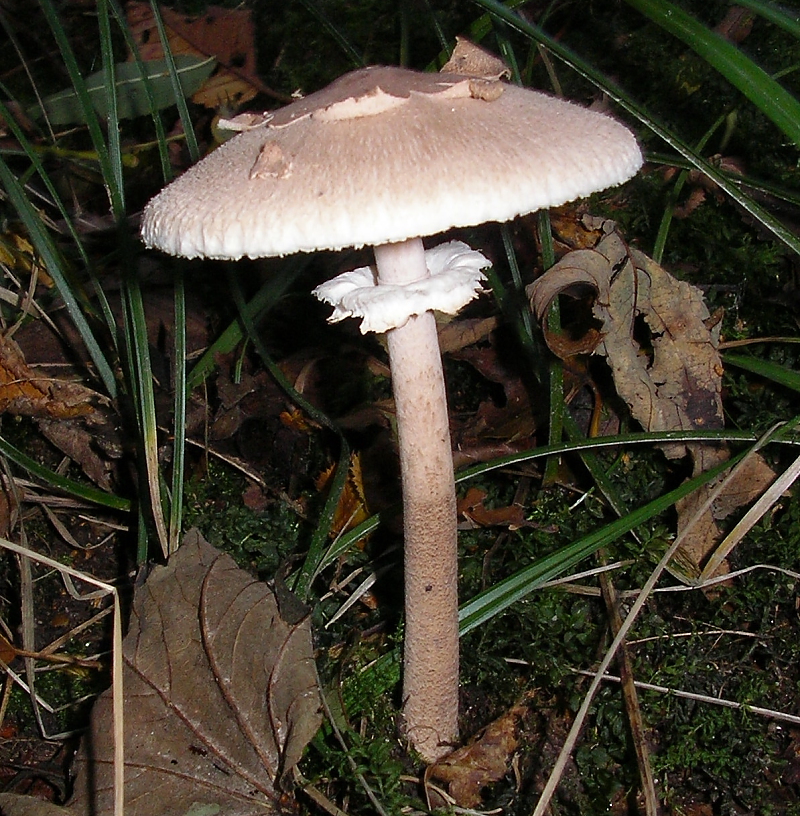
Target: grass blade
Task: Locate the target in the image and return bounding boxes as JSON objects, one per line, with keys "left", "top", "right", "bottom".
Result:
{"left": 623, "top": 0, "right": 800, "bottom": 148}
{"left": 97, "top": 0, "right": 124, "bottom": 214}
{"left": 458, "top": 443, "right": 750, "bottom": 635}
{"left": 455, "top": 427, "right": 799, "bottom": 485}
{"left": 37, "top": 0, "right": 121, "bottom": 218}
{"left": 107, "top": 0, "right": 171, "bottom": 181}
{"left": 122, "top": 258, "right": 170, "bottom": 557}
{"left": 469, "top": 0, "right": 800, "bottom": 257}
{"left": 0, "top": 156, "right": 117, "bottom": 396}
{"left": 0, "top": 435, "right": 130, "bottom": 511}
{"left": 169, "top": 269, "right": 187, "bottom": 554}
{"left": 724, "top": 352, "right": 800, "bottom": 393}
{"left": 0, "top": 97, "right": 120, "bottom": 360}
{"left": 147, "top": 0, "right": 200, "bottom": 163}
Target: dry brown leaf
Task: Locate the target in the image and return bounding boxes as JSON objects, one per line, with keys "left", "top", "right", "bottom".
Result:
{"left": 0, "top": 334, "right": 94, "bottom": 419}
{"left": 528, "top": 220, "right": 775, "bottom": 580}
{"left": 0, "top": 229, "right": 53, "bottom": 287}
{"left": 457, "top": 486, "right": 529, "bottom": 530}
{"left": 315, "top": 453, "right": 371, "bottom": 539}
{"left": 673, "top": 448, "right": 776, "bottom": 580}
{"left": 0, "top": 333, "right": 121, "bottom": 487}
{"left": 438, "top": 316, "right": 497, "bottom": 355}
{"left": 549, "top": 210, "right": 609, "bottom": 251}
{"left": 530, "top": 226, "right": 724, "bottom": 450}
{"left": 68, "top": 530, "right": 322, "bottom": 816}
{"left": 451, "top": 332, "right": 536, "bottom": 445}
{"left": 0, "top": 631, "right": 16, "bottom": 663}
{"left": 441, "top": 37, "right": 511, "bottom": 80}
{"left": 0, "top": 793, "right": 69, "bottom": 816}
{"left": 37, "top": 412, "right": 123, "bottom": 491}
{"left": 126, "top": 2, "right": 263, "bottom": 109}
{"left": 426, "top": 694, "right": 532, "bottom": 807}
{"left": 715, "top": 5, "right": 755, "bottom": 43}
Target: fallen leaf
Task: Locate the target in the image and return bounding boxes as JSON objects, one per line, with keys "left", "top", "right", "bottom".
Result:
{"left": 36, "top": 412, "right": 123, "bottom": 492}
{"left": 530, "top": 227, "right": 724, "bottom": 448}
{"left": 0, "top": 793, "right": 68, "bottom": 816}
{"left": 549, "top": 209, "right": 609, "bottom": 252}
{"left": 0, "top": 632, "right": 16, "bottom": 663}
{"left": 426, "top": 694, "right": 532, "bottom": 807}
{"left": 437, "top": 316, "right": 497, "bottom": 355}
{"left": 0, "top": 229, "right": 52, "bottom": 287}
{"left": 528, "top": 220, "right": 775, "bottom": 580}
{"left": 126, "top": 2, "right": 269, "bottom": 109}
{"left": 28, "top": 56, "right": 216, "bottom": 125}
{"left": 451, "top": 331, "right": 537, "bottom": 446}
{"left": 0, "top": 333, "right": 95, "bottom": 419}
{"left": 315, "top": 453, "right": 371, "bottom": 539}
{"left": 4, "top": 323, "right": 123, "bottom": 488}
{"left": 715, "top": 5, "right": 755, "bottom": 43}
{"left": 457, "top": 486, "right": 529, "bottom": 530}
{"left": 68, "top": 530, "right": 322, "bottom": 816}
{"left": 440, "top": 37, "right": 511, "bottom": 80}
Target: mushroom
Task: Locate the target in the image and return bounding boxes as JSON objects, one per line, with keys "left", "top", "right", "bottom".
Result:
{"left": 141, "top": 61, "right": 642, "bottom": 763}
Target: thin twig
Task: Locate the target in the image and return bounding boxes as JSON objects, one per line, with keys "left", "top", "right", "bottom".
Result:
{"left": 531, "top": 426, "right": 781, "bottom": 815}
{"left": 700, "top": 450, "right": 800, "bottom": 581}
{"left": 571, "top": 669, "right": 800, "bottom": 726}
{"left": 316, "top": 683, "right": 391, "bottom": 816}
{"left": 0, "top": 537, "right": 124, "bottom": 816}
{"left": 598, "top": 561, "right": 660, "bottom": 816}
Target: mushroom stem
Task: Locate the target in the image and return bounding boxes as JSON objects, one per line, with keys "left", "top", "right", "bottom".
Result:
{"left": 373, "top": 238, "right": 459, "bottom": 763}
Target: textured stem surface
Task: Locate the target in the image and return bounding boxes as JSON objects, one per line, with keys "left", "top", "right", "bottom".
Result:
{"left": 374, "top": 238, "right": 459, "bottom": 763}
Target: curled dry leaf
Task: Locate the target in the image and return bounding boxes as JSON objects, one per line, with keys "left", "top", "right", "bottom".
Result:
{"left": 0, "top": 333, "right": 95, "bottom": 419}
{"left": 0, "top": 332, "right": 121, "bottom": 489}
{"left": 68, "top": 530, "right": 322, "bottom": 816}
{"left": 426, "top": 694, "right": 533, "bottom": 808}
{"left": 457, "top": 486, "right": 530, "bottom": 530}
{"left": 528, "top": 220, "right": 774, "bottom": 580}
{"left": 315, "top": 452, "right": 371, "bottom": 539}
{"left": 529, "top": 224, "right": 724, "bottom": 447}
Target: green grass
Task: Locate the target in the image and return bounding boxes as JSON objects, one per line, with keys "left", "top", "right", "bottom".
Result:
{"left": 0, "top": 1, "right": 799, "bottom": 813}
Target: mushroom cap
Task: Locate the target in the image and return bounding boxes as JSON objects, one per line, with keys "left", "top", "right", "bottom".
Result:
{"left": 141, "top": 65, "right": 642, "bottom": 260}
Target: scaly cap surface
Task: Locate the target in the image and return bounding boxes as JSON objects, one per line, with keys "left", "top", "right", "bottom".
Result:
{"left": 141, "top": 65, "right": 642, "bottom": 259}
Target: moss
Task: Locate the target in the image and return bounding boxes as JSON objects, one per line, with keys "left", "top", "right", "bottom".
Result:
{"left": 182, "top": 461, "right": 304, "bottom": 579}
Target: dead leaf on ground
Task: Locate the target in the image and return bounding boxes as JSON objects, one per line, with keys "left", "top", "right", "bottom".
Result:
{"left": 0, "top": 332, "right": 123, "bottom": 489}
{"left": 457, "top": 486, "right": 530, "bottom": 530}
{"left": 662, "top": 155, "right": 746, "bottom": 220}
{"left": 548, "top": 210, "right": 609, "bottom": 253}
{"left": 64, "top": 529, "right": 322, "bottom": 816}
{"left": 0, "top": 793, "right": 69, "bottom": 816}
{"left": 0, "top": 229, "right": 53, "bottom": 287}
{"left": 0, "top": 333, "right": 95, "bottom": 420}
{"left": 426, "top": 693, "right": 533, "bottom": 808}
{"left": 316, "top": 453, "right": 371, "bottom": 539}
{"left": 528, "top": 219, "right": 775, "bottom": 580}
{"left": 36, "top": 413, "right": 123, "bottom": 492}
{"left": 126, "top": 2, "right": 270, "bottom": 110}
{"left": 437, "top": 316, "right": 497, "bottom": 355}
{"left": 715, "top": 5, "right": 755, "bottom": 43}
{"left": 450, "top": 330, "right": 537, "bottom": 456}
